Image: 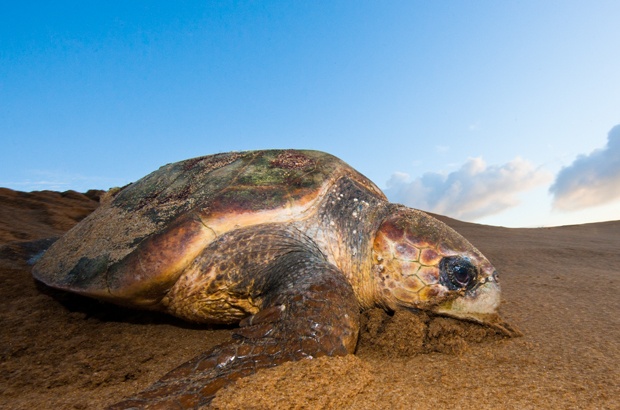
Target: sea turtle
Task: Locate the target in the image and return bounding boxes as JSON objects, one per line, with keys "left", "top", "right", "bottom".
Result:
{"left": 33, "top": 149, "right": 515, "bottom": 409}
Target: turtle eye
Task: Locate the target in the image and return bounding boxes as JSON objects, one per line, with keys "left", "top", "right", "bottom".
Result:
{"left": 440, "top": 256, "right": 478, "bottom": 290}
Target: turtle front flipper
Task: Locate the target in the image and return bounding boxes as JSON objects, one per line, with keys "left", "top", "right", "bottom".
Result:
{"left": 106, "top": 253, "right": 360, "bottom": 409}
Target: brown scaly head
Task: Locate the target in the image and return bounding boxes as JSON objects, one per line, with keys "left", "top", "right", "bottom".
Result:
{"left": 372, "top": 205, "right": 518, "bottom": 336}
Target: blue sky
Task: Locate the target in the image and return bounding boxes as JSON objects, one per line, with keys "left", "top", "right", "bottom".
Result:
{"left": 1, "top": 1, "right": 619, "bottom": 227}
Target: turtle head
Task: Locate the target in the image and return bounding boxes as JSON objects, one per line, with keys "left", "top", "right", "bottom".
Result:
{"left": 372, "top": 206, "right": 516, "bottom": 335}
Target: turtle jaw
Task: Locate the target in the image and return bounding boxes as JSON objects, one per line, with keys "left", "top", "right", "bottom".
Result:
{"left": 433, "top": 276, "right": 519, "bottom": 337}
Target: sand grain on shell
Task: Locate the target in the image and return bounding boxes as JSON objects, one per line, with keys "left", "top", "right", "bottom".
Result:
{"left": 0, "top": 188, "right": 619, "bottom": 409}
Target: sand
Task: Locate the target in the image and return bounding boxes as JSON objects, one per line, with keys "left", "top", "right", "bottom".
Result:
{"left": 0, "top": 188, "right": 618, "bottom": 409}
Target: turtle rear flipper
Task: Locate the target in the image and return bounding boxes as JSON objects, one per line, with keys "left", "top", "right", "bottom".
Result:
{"left": 106, "top": 254, "right": 360, "bottom": 409}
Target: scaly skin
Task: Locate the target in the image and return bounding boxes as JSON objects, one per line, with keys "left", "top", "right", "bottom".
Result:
{"left": 107, "top": 253, "right": 359, "bottom": 409}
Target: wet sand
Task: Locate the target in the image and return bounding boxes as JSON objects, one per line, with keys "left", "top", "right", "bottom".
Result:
{"left": 0, "top": 188, "right": 618, "bottom": 409}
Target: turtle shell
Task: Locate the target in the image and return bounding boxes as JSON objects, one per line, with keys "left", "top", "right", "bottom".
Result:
{"left": 33, "top": 150, "right": 385, "bottom": 306}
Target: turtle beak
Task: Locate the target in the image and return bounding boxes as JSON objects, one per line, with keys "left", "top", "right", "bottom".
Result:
{"left": 434, "top": 273, "right": 521, "bottom": 337}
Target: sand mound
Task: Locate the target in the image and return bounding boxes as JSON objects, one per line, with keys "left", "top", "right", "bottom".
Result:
{"left": 358, "top": 308, "right": 510, "bottom": 357}
{"left": 212, "top": 355, "right": 373, "bottom": 409}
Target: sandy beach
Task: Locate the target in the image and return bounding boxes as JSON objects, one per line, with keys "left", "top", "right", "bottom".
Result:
{"left": 1, "top": 188, "right": 618, "bottom": 409}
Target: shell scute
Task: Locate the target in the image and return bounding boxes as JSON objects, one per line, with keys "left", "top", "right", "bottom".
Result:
{"left": 420, "top": 248, "right": 442, "bottom": 266}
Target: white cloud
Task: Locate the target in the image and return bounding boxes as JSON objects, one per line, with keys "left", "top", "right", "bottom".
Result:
{"left": 468, "top": 121, "right": 481, "bottom": 131}
{"left": 2, "top": 180, "right": 72, "bottom": 191}
{"left": 550, "top": 124, "right": 620, "bottom": 211}
{"left": 0, "top": 169, "right": 124, "bottom": 192}
{"left": 385, "top": 157, "right": 552, "bottom": 221}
